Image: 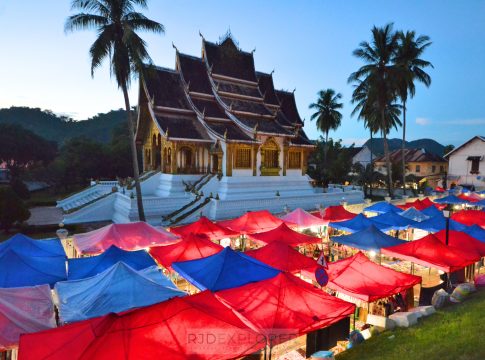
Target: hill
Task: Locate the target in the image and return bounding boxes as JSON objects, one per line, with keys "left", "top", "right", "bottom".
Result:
{"left": 0, "top": 107, "right": 127, "bottom": 144}
{"left": 364, "top": 138, "right": 445, "bottom": 156}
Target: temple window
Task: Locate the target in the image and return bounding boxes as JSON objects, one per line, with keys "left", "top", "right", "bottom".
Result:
{"left": 288, "top": 151, "right": 301, "bottom": 169}
{"left": 234, "top": 147, "right": 252, "bottom": 168}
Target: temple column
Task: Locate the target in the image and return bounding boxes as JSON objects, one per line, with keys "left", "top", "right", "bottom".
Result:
{"left": 252, "top": 144, "right": 258, "bottom": 176}
{"left": 302, "top": 150, "right": 308, "bottom": 175}
{"left": 283, "top": 142, "right": 289, "bottom": 176}
{"left": 171, "top": 142, "right": 178, "bottom": 174}
{"left": 226, "top": 144, "right": 233, "bottom": 177}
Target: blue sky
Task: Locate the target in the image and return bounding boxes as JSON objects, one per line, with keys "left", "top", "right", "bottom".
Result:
{"left": 1, "top": 0, "right": 484, "bottom": 146}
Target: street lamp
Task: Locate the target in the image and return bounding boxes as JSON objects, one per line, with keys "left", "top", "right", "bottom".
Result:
{"left": 443, "top": 207, "right": 451, "bottom": 246}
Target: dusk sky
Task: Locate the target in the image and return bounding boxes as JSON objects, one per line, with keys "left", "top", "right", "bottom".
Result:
{"left": 1, "top": 0, "right": 484, "bottom": 147}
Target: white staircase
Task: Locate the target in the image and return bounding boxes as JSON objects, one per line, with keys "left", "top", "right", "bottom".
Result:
{"left": 57, "top": 181, "right": 119, "bottom": 212}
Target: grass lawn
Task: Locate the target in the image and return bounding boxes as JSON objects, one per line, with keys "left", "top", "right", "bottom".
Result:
{"left": 337, "top": 289, "right": 485, "bottom": 360}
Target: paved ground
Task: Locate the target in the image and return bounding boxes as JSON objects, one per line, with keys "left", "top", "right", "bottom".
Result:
{"left": 27, "top": 206, "right": 63, "bottom": 226}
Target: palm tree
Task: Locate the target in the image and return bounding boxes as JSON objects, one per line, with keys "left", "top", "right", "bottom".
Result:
{"left": 348, "top": 23, "right": 401, "bottom": 197}
{"left": 309, "top": 89, "right": 343, "bottom": 166}
{"left": 395, "top": 31, "right": 433, "bottom": 195}
{"left": 65, "top": 0, "right": 164, "bottom": 221}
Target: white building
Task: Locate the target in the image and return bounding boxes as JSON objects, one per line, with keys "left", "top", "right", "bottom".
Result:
{"left": 351, "top": 146, "right": 377, "bottom": 169}
{"left": 445, "top": 135, "right": 485, "bottom": 190}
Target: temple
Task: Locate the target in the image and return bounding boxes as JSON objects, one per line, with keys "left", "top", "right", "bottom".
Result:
{"left": 58, "top": 33, "right": 363, "bottom": 225}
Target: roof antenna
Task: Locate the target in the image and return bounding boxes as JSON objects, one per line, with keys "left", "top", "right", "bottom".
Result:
{"left": 171, "top": 42, "right": 178, "bottom": 52}
{"left": 292, "top": 88, "right": 296, "bottom": 93}
{"left": 251, "top": 47, "right": 256, "bottom": 54}
{"left": 270, "top": 69, "right": 275, "bottom": 75}
{"left": 199, "top": 30, "right": 205, "bottom": 40}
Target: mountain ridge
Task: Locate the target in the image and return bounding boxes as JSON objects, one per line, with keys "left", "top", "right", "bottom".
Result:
{"left": 363, "top": 137, "right": 445, "bottom": 156}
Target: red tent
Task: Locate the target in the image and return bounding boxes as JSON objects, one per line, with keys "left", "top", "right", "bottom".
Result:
{"left": 170, "top": 216, "right": 239, "bottom": 240}
{"left": 313, "top": 205, "right": 357, "bottom": 222}
{"left": 149, "top": 234, "right": 223, "bottom": 269}
{"left": 451, "top": 210, "right": 485, "bottom": 228}
{"left": 434, "top": 230, "right": 485, "bottom": 257}
{"left": 18, "top": 291, "right": 264, "bottom": 360}
{"left": 248, "top": 223, "right": 321, "bottom": 247}
{"left": 326, "top": 252, "right": 421, "bottom": 302}
{"left": 381, "top": 234, "right": 480, "bottom": 273}
{"left": 218, "top": 210, "right": 288, "bottom": 234}
{"left": 435, "top": 187, "right": 446, "bottom": 193}
{"left": 73, "top": 222, "right": 180, "bottom": 255}
{"left": 245, "top": 241, "right": 318, "bottom": 274}
{"left": 281, "top": 208, "right": 327, "bottom": 228}
{"left": 398, "top": 199, "right": 428, "bottom": 211}
{"left": 420, "top": 197, "right": 435, "bottom": 208}
{"left": 217, "top": 273, "right": 355, "bottom": 347}
{"left": 457, "top": 193, "right": 481, "bottom": 203}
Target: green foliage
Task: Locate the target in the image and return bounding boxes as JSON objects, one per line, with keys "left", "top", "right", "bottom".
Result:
{"left": 0, "top": 186, "right": 30, "bottom": 232}
{"left": 9, "top": 177, "right": 30, "bottom": 200}
{"left": 308, "top": 138, "right": 354, "bottom": 186}
{"left": 443, "top": 144, "right": 455, "bottom": 156}
{"left": 0, "top": 123, "right": 57, "bottom": 176}
{"left": 0, "top": 107, "right": 128, "bottom": 144}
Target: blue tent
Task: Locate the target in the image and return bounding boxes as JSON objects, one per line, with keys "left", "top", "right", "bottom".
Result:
{"left": 475, "top": 199, "right": 485, "bottom": 207}
{"left": 464, "top": 225, "right": 485, "bottom": 242}
{"left": 399, "top": 207, "right": 430, "bottom": 222}
{"left": 421, "top": 205, "right": 442, "bottom": 218}
{"left": 364, "top": 201, "right": 401, "bottom": 214}
{"left": 67, "top": 245, "right": 155, "bottom": 280}
{"left": 0, "top": 233, "right": 66, "bottom": 259}
{"left": 371, "top": 211, "right": 419, "bottom": 230}
{"left": 413, "top": 215, "right": 466, "bottom": 233}
{"left": 330, "top": 214, "right": 387, "bottom": 233}
{"left": 330, "top": 225, "right": 406, "bottom": 252}
{"left": 55, "top": 262, "right": 185, "bottom": 323}
{"left": 434, "top": 195, "right": 470, "bottom": 205}
{"left": 172, "top": 247, "right": 280, "bottom": 291}
{"left": 0, "top": 249, "right": 67, "bottom": 288}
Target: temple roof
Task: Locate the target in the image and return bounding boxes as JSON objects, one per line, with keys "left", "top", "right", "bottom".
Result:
{"left": 275, "top": 90, "right": 304, "bottom": 125}
{"left": 215, "top": 80, "right": 262, "bottom": 99}
{"left": 144, "top": 67, "right": 192, "bottom": 110}
{"left": 190, "top": 97, "right": 227, "bottom": 119}
{"left": 177, "top": 53, "right": 212, "bottom": 94}
{"left": 204, "top": 38, "right": 258, "bottom": 83}
{"left": 205, "top": 121, "right": 255, "bottom": 142}
{"left": 291, "top": 130, "right": 314, "bottom": 146}
{"left": 235, "top": 115, "right": 292, "bottom": 135}
{"left": 154, "top": 113, "right": 212, "bottom": 142}
{"left": 219, "top": 97, "right": 273, "bottom": 116}
{"left": 256, "top": 72, "right": 280, "bottom": 106}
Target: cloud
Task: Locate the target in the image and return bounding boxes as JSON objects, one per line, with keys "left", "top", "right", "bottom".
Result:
{"left": 416, "top": 117, "right": 431, "bottom": 126}
{"left": 443, "top": 118, "right": 485, "bottom": 125}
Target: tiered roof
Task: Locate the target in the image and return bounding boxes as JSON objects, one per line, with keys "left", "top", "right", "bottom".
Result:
{"left": 138, "top": 34, "right": 313, "bottom": 146}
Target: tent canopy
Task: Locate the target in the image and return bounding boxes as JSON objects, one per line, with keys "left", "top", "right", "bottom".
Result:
{"left": 248, "top": 223, "right": 321, "bottom": 247}
{"left": 330, "top": 225, "right": 406, "bottom": 252}
{"left": 281, "top": 208, "right": 327, "bottom": 228}
{"left": 172, "top": 247, "right": 280, "bottom": 291}
{"left": 413, "top": 214, "right": 467, "bottom": 233}
{"left": 421, "top": 205, "right": 443, "bottom": 218}
{"left": 317, "top": 205, "right": 357, "bottom": 222}
{"left": 399, "top": 198, "right": 437, "bottom": 211}
{"left": 73, "top": 222, "right": 180, "bottom": 255}
{"left": 0, "top": 285, "right": 56, "bottom": 351}
{"left": 245, "top": 241, "right": 318, "bottom": 274}
{"left": 0, "top": 249, "right": 66, "bottom": 288}
{"left": 464, "top": 224, "right": 485, "bottom": 242}
{"left": 0, "top": 234, "right": 65, "bottom": 259}
{"left": 371, "top": 211, "right": 418, "bottom": 230}
{"left": 330, "top": 213, "right": 386, "bottom": 233}
{"left": 149, "top": 234, "right": 223, "bottom": 270}
{"left": 457, "top": 193, "right": 481, "bottom": 203}
{"left": 67, "top": 245, "right": 156, "bottom": 280}
{"left": 399, "top": 207, "right": 430, "bottom": 222}
{"left": 169, "top": 216, "right": 239, "bottom": 240}
{"left": 451, "top": 210, "right": 485, "bottom": 228}
{"left": 217, "top": 272, "right": 355, "bottom": 346}
{"left": 326, "top": 252, "right": 421, "bottom": 302}
{"left": 55, "top": 262, "right": 185, "bottom": 323}
{"left": 364, "top": 201, "right": 401, "bottom": 214}
{"left": 19, "top": 291, "right": 264, "bottom": 360}
{"left": 218, "top": 210, "right": 287, "bottom": 234}
{"left": 434, "top": 230, "right": 485, "bottom": 257}
{"left": 434, "top": 195, "right": 470, "bottom": 205}
{"left": 381, "top": 234, "right": 479, "bottom": 272}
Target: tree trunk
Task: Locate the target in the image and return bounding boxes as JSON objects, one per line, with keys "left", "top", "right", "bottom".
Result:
{"left": 401, "top": 100, "right": 407, "bottom": 196}
{"left": 381, "top": 109, "right": 393, "bottom": 197}
{"left": 121, "top": 81, "right": 146, "bottom": 222}
{"left": 324, "top": 131, "right": 329, "bottom": 167}
{"left": 369, "top": 129, "right": 373, "bottom": 197}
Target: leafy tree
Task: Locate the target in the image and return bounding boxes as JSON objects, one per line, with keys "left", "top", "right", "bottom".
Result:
{"left": 443, "top": 144, "right": 455, "bottom": 155}
{"left": 395, "top": 31, "right": 433, "bottom": 194}
{"left": 109, "top": 122, "right": 134, "bottom": 178}
{"left": 0, "top": 123, "right": 57, "bottom": 178}
{"left": 0, "top": 187, "right": 30, "bottom": 232}
{"left": 308, "top": 138, "right": 353, "bottom": 186}
{"left": 65, "top": 0, "right": 165, "bottom": 221}
{"left": 308, "top": 89, "right": 343, "bottom": 166}
{"left": 349, "top": 23, "right": 402, "bottom": 197}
